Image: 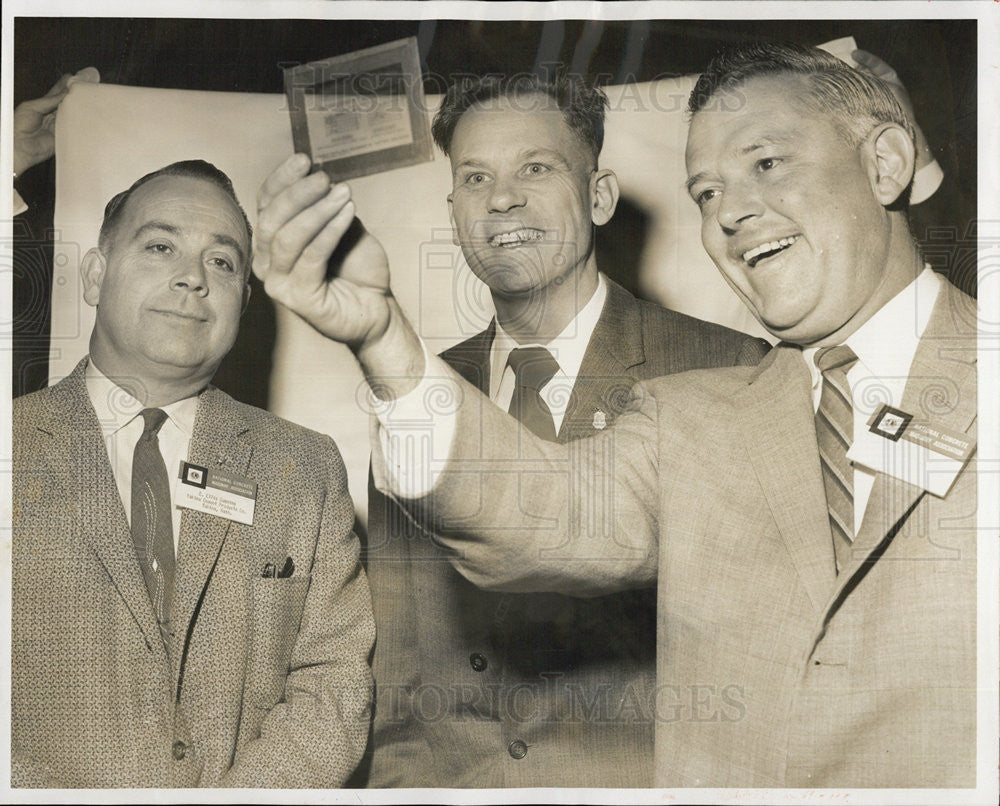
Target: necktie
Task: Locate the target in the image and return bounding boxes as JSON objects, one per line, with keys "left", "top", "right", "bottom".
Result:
{"left": 131, "top": 408, "right": 175, "bottom": 649}
{"left": 507, "top": 346, "right": 560, "bottom": 441}
{"left": 814, "top": 345, "right": 859, "bottom": 574}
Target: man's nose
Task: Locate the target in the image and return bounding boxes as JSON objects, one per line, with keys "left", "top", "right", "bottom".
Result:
{"left": 487, "top": 177, "right": 527, "bottom": 214}
{"left": 170, "top": 258, "right": 208, "bottom": 296}
{"left": 716, "top": 180, "right": 765, "bottom": 232}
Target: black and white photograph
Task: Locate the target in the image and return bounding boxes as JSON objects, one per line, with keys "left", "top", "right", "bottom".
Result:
{"left": 4, "top": 1, "right": 998, "bottom": 802}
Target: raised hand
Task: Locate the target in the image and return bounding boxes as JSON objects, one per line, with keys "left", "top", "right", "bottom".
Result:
{"left": 254, "top": 154, "right": 393, "bottom": 348}
{"left": 254, "top": 154, "right": 424, "bottom": 397}
{"left": 13, "top": 67, "right": 100, "bottom": 176}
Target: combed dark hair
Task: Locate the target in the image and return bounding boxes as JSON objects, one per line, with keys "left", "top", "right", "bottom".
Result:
{"left": 431, "top": 74, "right": 609, "bottom": 163}
{"left": 688, "top": 42, "right": 915, "bottom": 148}
{"left": 98, "top": 160, "right": 253, "bottom": 262}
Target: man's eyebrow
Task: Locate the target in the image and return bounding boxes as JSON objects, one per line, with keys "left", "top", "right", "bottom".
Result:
{"left": 685, "top": 135, "right": 795, "bottom": 194}
{"left": 738, "top": 135, "right": 793, "bottom": 156}
{"left": 133, "top": 221, "right": 247, "bottom": 263}
{"left": 685, "top": 172, "right": 709, "bottom": 195}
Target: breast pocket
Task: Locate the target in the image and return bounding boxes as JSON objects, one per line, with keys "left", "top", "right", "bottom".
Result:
{"left": 245, "top": 575, "right": 311, "bottom": 711}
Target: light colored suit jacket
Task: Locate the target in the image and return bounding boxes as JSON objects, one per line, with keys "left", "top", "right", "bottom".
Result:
{"left": 12, "top": 358, "right": 375, "bottom": 788}
{"left": 363, "top": 279, "right": 769, "bottom": 787}
{"left": 400, "top": 277, "right": 977, "bottom": 787}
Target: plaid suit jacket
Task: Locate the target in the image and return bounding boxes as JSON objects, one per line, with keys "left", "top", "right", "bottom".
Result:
{"left": 12, "top": 358, "right": 375, "bottom": 787}
{"left": 364, "top": 278, "right": 769, "bottom": 787}
{"left": 404, "top": 276, "right": 977, "bottom": 787}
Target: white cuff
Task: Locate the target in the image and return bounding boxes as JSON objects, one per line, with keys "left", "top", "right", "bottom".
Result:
{"left": 372, "top": 341, "right": 461, "bottom": 499}
{"left": 13, "top": 187, "right": 28, "bottom": 216}
{"left": 911, "top": 159, "right": 944, "bottom": 206}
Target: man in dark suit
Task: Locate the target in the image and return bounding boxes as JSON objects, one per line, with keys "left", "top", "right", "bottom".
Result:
{"left": 11, "top": 160, "right": 374, "bottom": 787}
{"left": 252, "top": 42, "right": 979, "bottom": 788}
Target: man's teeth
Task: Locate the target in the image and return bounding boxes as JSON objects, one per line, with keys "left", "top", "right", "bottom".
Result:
{"left": 742, "top": 235, "right": 799, "bottom": 266}
{"left": 490, "top": 229, "right": 544, "bottom": 246}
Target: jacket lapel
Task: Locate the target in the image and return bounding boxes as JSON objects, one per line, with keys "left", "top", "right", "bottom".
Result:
{"left": 833, "top": 280, "right": 978, "bottom": 586}
{"left": 443, "top": 320, "right": 495, "bottom": 393}
{"left": 170, "top": 387, "right": 253, "bottom": 665}
{"left": 736, "top": 345, "right": 838, "bottom": 613}
{"left": 561, "top": 280, "right": 645, "bottom": 442}
{"left": 40, "top": 359, "right": 166, "bottom": 656}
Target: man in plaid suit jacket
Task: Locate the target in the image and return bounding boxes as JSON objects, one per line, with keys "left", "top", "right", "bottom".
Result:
{"left": 12, "top": 160, "right": 374, "bottom": 787}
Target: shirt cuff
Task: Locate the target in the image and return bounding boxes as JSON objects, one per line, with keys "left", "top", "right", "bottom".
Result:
{"left": 372, "top": 341, "right": 460, "bottom": 499}
{"left": 911, "top": 159, "right": 944, "bottom": 206}
{"left": 13, "top": 187, "right": 28, "bottom": 216}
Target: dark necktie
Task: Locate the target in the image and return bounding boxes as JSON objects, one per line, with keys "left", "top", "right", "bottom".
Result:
{"left": 131, "top": 407, "right": 175, "bottom": 648}
{"left": 507, "top": 346, "right": 560, "bottom": 441}
{"left": 814, "top": 345, "right": 859, "bottom": 574}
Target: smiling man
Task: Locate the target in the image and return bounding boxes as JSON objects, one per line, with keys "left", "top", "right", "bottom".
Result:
{"left": 11, "top": 160, "right": 374, "bottom": 788}
{"left": 251, "top": 41, "right": 977, "bottom": 788}
{"left": 359, "top": 75, "right": 768, "bottom": 788}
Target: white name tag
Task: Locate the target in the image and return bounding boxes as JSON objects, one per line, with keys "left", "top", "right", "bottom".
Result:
{"left": 176, "top": 461, "right": 257, "bottom": 525}
{"left": 847, "top": 404, "right": 975, "bottom": 498}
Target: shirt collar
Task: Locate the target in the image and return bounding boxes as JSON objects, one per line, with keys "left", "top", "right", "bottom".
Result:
{"left": 85, "top": 358, "right": 200, "bottom": 438}
{"left": 491, "top": 272, "right": 608, "bottom": 383}
{"left": 802, "top": 266, "right": 941, "bottom": 386}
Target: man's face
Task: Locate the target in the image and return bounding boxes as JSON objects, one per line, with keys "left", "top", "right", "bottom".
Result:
{"left": 83, "top": 174, "right": 250, "bottom": 384}
{"left": 685, "top": 73, "right": 893, "bottom": 346}
{"left": 447, "top": 94, "right": 607, "bottom": 304}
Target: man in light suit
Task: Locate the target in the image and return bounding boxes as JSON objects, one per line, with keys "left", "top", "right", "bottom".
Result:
{"left": 11, "top": 160, "right": 374, "bottom": 787}
{"left": 252, "top": 41, "right": 978, "bottom": 788}
{"left": 360, "top": 75, "right": 768, "bottom": 787}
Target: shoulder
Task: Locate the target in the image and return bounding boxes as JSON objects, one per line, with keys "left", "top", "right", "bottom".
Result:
{"left": 644, "top": 300, "right": 765, "bottom": 348}
{"left": 202, "top": 389, "right": 346, "bottom": 471}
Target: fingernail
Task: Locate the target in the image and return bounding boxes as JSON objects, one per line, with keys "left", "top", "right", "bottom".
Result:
{"left": 329, "top": 184, "right": 350, "bottom": 201}
{"left": 292, "top": 153, "right": 311, "bottom": 171}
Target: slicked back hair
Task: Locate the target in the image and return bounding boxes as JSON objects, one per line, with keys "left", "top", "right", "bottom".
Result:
{"left": 432, "top": 74, "right": 609, "bottom": 165}
{"left": 97, "top": 160, "right": 253, "bottom": 271}
{"left": 688, "top": 42, "right": 915, "bottom": 150}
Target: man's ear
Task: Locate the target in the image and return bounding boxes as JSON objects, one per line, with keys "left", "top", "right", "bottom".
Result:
{"left": 446, "top": 194, "right": 460, "bottom": 246}
{"left": 80, "top": 247, "right": 106, "bottom": 307}
{"left": 867, "top": 123, "right": 916, "bottom": 207}
{"left": 590, "top": 169, "right": 620, "bottom": 226}
{"left": 242, "top": 280, "right": 252, "bottom": 313}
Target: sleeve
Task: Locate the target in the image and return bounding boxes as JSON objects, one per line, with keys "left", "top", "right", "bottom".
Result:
{"left": 220, "top": 437, "right": 376, "bottom": 788}
{"left": 372, "top": 347, "right": 462, "bottom": 499}
{"left": 398, "top": 365, "right": 662, "bottom": 597}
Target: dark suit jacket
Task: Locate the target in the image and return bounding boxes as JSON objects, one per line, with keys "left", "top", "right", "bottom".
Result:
{"left": 412, "top": 277, "right": 977, "bottom": 787}
{"left": 363, "top": 278, "right": 769, "bottom": 787}
{"left": 11, "top": 358, "right": 375, "bottom": 788}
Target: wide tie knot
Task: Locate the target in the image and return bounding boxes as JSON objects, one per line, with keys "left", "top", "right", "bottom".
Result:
{"left": 139, "top": 407, "right": 168, "bottom": 439}
{"left": 507, "top": 346, "right": 560, "bottom": 391}
{"left": 814, "top": 345, "right": 858, "bottom": 375}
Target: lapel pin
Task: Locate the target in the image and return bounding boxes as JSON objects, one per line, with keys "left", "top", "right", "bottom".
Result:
{"left": 593, "top": 410, "right": 607, "bottom": 430}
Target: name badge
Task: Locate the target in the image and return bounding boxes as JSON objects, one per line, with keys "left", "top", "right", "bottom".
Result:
{"left": 176, "top": 461, "right": 257, "bottom": 525}
{"left": 847, "top": 404, "right": 975, "bottom": 497}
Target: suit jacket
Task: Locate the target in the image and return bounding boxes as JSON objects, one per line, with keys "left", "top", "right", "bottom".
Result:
{"left": 11, "top": 358, "right": 375, "bottom": 788}
{"left": 408, "top": 276, "right": 977, "bottom": 787}
{"left": 364, "top": 278, "right": 769, "bottom": 787}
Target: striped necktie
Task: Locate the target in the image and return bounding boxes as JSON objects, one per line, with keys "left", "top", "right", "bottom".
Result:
{"left": 814, "top": 345, "right": 859, "bottom": 574}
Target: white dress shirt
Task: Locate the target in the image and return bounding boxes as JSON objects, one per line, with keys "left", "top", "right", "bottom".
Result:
{"left": 85, "top": 359, "right": 199, "bottom": 550}
{"left": 801, "top": 267, "right": 941, "bottom": 536}
{"left": 490, "top": 273, "right": 607, "bottom": 433}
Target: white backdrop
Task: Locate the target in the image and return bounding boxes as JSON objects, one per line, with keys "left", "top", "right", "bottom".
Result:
{"left": 51, "top": 80, "right": 766, "bottom": 520}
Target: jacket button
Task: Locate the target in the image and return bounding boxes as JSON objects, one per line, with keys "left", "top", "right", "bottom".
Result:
{"left": 171, "top": 740, "right": 187, "bottom": 761}
{"left": 508, "top": 739, "right": 527, "bottom": 759}
{"left": 470, "top": 652, "right": 488, "bottom": 672}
